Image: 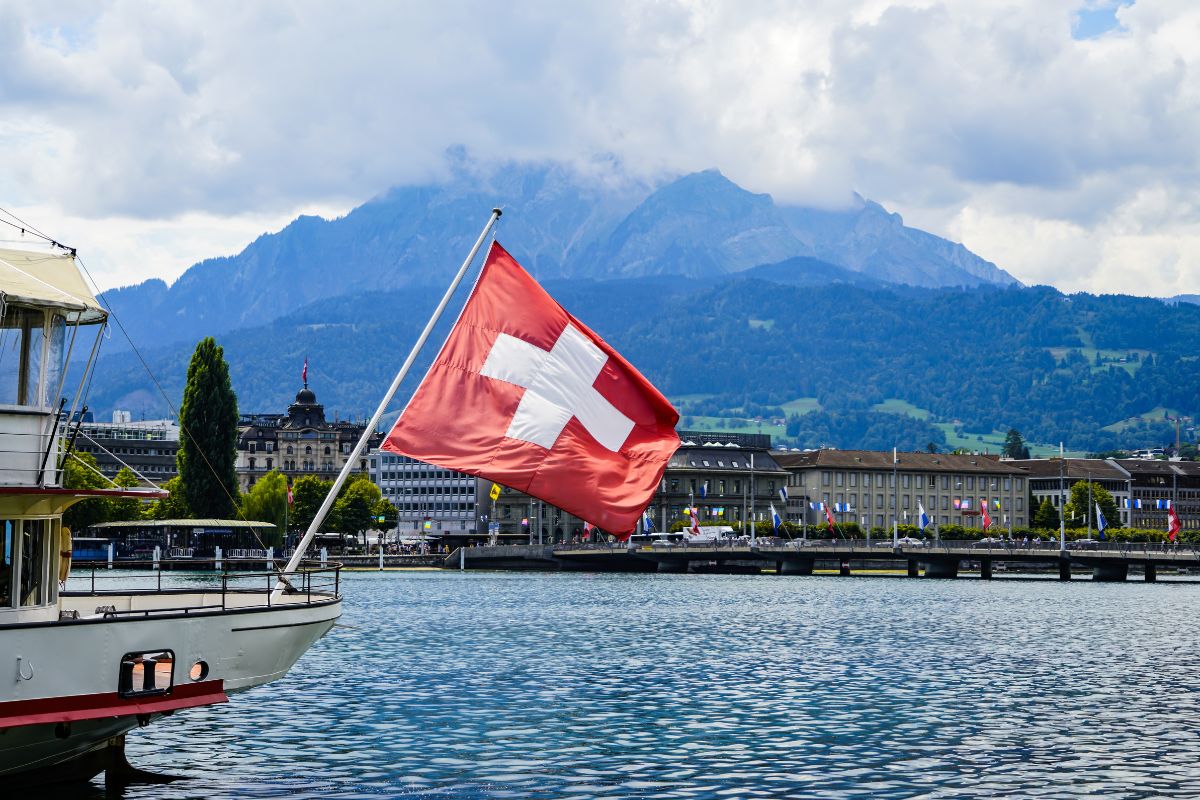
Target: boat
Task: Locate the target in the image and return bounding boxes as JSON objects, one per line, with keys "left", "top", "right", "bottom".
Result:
{"left": 0, "top": 244, "right": 342, "bottom": 786}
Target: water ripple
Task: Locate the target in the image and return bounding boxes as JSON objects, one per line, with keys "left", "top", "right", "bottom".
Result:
{"left": 58, "top": 571, "right": 1200, "bottom": 799}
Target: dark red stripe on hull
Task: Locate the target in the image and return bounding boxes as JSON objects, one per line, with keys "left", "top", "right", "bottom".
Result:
{"left": 0, "top": 680, "right": 226, "bottom": 728}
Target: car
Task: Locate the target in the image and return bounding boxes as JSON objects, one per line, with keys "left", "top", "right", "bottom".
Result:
{"left": 975, "top": 537, "right": 1007, "bottom": 547}
{"left": 895, "top": 537, "right": 925, "bottom": 546}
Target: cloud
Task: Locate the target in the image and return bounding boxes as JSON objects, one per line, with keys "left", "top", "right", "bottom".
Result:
{"left": 0, "top": 1, "right": 1197, "bottom": 295}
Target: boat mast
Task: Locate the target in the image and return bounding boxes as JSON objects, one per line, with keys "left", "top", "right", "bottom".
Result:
{"left": 273, "top": 209, "right": 502, "bottom": 596}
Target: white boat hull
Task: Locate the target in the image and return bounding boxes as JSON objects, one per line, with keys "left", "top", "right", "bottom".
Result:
{"left": 0, "top": 589, "right": 340, "bottom": 780}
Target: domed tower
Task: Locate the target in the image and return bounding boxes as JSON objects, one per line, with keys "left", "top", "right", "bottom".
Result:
{"left": 286, "top": 384, "right": 326, "bottom": 429}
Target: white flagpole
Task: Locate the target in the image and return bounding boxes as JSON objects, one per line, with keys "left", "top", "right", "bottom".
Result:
{"left": 273, "top": 208, "right": 502, "bottom": 597}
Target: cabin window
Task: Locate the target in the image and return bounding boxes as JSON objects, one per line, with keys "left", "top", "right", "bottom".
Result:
{"left": 18, "top": 519, "right": 48, "bottom": 606}
{"left": 0, "top": 307, "right": 63, "bottom": 408}
{"left": 0, "top": 521, "right": 12, "bottom": 607}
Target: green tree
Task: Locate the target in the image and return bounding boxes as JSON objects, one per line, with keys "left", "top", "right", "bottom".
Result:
{"left": 147, "top": 476, "right": 192, "bottom": 520}
{"left": 63, "top": 451, "right": 110, "bottom": 532}
{"left": 1032, "top": 497, "right": 1060, "bottom": 530}
{"left": 373, "top": 498, "right": 398, "bottom": 531}
{"left": 291, "top": 474, "right": 335, "bottom": 534}
{"left": 1062, "top": 480, "right": 1120, "bottom": 531}
{"left": 177, "top": 337, "right": 240, "bottom": 518}
{"left": 1002, "top": 429, "right": 1031, "bottom": 459}
{"left": 107, "top": 467, "right": 146, "bottom": 522}
{"left": 241, "top": 470, "right": 288, "bottom": 547}
{"left": 335, "top": 475, "right": 382, "bottom": 544}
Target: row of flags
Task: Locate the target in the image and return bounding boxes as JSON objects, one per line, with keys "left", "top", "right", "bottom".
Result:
{"left": 1123, "top": 498, "right": 1176, "bottom": 509}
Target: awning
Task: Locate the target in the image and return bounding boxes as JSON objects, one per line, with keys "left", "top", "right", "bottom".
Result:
{"left": 0, "top": 247, "right": 107, "bottom": 324}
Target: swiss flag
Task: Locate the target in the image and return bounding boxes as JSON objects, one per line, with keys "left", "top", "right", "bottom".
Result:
{"left": 382, "top": 242, "right": 680, "bottom": 534}
{"left": 981, "top": 500, "right": 992, "bottom": 531}
{"left": 1168, "top": 505, "right": 1182, "bottom": 542}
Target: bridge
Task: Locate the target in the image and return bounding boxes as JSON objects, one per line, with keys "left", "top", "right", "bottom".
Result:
{"left": 446, "top": 539, "right": 1200, "bottom": 582}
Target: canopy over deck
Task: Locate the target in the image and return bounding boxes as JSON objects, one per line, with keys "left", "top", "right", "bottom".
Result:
{"left": 0, "top": 247, "right": 106, "bottom": 324}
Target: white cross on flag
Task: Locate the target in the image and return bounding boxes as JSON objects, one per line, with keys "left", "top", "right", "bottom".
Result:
{"left": 382, "top": 242, "right": 680, "bottom": 534}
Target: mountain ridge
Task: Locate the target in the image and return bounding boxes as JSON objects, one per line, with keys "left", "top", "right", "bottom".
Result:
{"left": 99, "top": 161, "right": 1017, "bottom": 354}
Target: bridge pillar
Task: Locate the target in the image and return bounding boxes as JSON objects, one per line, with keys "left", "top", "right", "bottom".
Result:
{"left": 1092, "top": 562, "right": 1128, "bottom": 582}
{"left": 980, "top": 559, "right": 993, "bottom": 580}
{"left": 1058, "top": 559, "right": 1071, "bottom": 581}
{"left": 924, "top": 559, "right": 958, "bottom": 579}
{"left": 656, "top": 560, "right": 687, "bottom": 573}
{"left": 780, "top": 559, "right": 814, "bottom": 576}
{"left": 907, "top": 559, "right": 920, "bottom": 578}
{"left": 839, "top": 559, "right": 851, "bottom": 577}
{"left": 1145, "top": 563, "right": 1157, "bottom": 582}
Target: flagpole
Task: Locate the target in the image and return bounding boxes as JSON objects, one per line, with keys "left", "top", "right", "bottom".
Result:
{"left": 273, "top": 208, "right": 502, "bottom": 597}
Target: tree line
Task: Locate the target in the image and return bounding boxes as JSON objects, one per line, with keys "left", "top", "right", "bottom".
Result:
{"left": 64, "top": 337, "right": 397, "bottom": 547}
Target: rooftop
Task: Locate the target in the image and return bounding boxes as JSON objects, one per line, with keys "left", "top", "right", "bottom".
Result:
{"left": 772, "top": 449, "right": 1028, "bottom": 475}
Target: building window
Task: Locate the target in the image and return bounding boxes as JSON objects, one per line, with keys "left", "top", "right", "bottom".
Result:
{"left": 286, "top": 446, "right": 294, "bottom": 455}
{"left": 266, "top": 458, "right": 273, "bottom": 469}
{"left": 863, "top": 474, "right": 871, "bottom": 489}
{"left": 835, "top": 472, "right": 844, "bottom": 487}
{"left": 849, "top": 473, "right": 858, "bottom": 487}
{"left": 902, "top": 474, "right": 911, "bottom": 489}
{"left": 822, "top": 471, "right": 831, "bottom": 487}
{"left": 967, "top": 476, "right": 975, "bottom": 490}
{"left": 325, "top": 446, "right": 331, "bottom": 455}
{"left": 248, "top": 458, "right": 256, "bottom": 469}
{"left": 248, "top": 442, "right": 256, "bottom": 454}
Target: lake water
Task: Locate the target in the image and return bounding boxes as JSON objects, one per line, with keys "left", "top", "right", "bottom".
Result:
{"left": 69, "top": 569, "right": 1200, "bottom": 799}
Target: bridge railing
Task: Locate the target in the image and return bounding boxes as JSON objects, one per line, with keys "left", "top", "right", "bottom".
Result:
{"left": 553, "top": 538, "right": 1200, "bottom": 558}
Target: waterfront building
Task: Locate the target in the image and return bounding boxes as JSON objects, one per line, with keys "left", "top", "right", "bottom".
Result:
{"left": 772, "top": 449, "right": 1030, "bottom": 530}
{"left": 489, "top": 430, "right": 787, "bottom": 542}
{"left": 368, "top": 450, "right": 490, "bottom": 546}
{"left": 235, "top": 382, "right": 382, "bottom": 493}
{"left": 1013, "top": 458, "right": 1200, "bottom": 531}
{"left": 72, "top": 416, "right": 180, "bottom": 482}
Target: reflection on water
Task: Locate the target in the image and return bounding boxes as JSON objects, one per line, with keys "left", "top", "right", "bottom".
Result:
{"left": 71, "top": 571, "right": 1200, "bottom": 798}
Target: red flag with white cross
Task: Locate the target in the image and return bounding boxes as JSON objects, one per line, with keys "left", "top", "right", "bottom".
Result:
{"left": 382, "top": 242, "right": 680, "bottom": 534}
{"left": 1168, "top": 504, "right": 1182, "bottom": 542}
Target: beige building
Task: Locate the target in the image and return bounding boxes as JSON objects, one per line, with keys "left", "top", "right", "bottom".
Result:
{"left": 235, "top": 383, "right": 381, "bottom": 493}
{"left": 772, "top": 449, "right": 1029, "bottom": 531}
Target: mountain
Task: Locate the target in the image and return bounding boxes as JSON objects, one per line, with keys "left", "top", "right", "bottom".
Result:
{"left": 780, "top": 196, "right": 1016, "bottom": 287}
{"left": 98, "top": 161, "right": 1016, "bottom": 354}
{"left": 85, "top": 271, "right": 1200, "bottom": 453}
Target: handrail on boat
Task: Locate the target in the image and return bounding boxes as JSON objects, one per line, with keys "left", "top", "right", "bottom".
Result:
{"left": 63, "top": 560, "right": 342, "bottom": 612}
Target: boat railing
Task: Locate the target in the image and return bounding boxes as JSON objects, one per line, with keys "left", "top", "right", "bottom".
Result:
{"left": 65, "top": 560, "right": 342, "bottom": 612}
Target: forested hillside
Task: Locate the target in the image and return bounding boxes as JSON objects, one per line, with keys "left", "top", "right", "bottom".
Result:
{"left": 85, "top": 271, "right": 1199, "bottom": 453}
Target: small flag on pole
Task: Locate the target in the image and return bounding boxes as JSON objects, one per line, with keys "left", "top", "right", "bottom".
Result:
{"left": 1168, "top": 505, "right": 1182, "bottom": 542}
{"left": 779, "top": 486, "right": 788, "bottom": 504}
{"left": 770, "top": 503, "right": 782, "bottom": 534}
{"left": 286, "top": 484, "right": 294, "bottom": 506}
{"left": 642, "top": 510, "right": 655, "bottom": 533}
{"left": 1095, "top": 502, "right": 1107, "bottom": 540}
{"left": 689, "top": 507, "right": 701, "bottom": 536}
{"left": 918, "top": 501, "right": 930, "bottom": 531}
{"left": 302, "top": 357, "right": 308, "bottom": 385}
{"left": 981, "top": 500, "right": 992, "bottom": 531}
{"left": 824, "top": 503, "right": 836, "bottom": 532}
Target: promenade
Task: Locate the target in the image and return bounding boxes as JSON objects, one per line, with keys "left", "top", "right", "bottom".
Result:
{"left": 447, "top": 539, "right": 1199, "bottom": 581}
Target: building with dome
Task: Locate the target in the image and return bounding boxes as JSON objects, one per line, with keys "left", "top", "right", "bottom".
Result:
{"left": 234, "top": 381, "right": 383, "bottom": 493}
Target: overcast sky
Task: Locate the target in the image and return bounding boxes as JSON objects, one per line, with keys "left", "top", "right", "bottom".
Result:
{"left": 1, "top": 0, "right": 1195, "bottom": 296}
